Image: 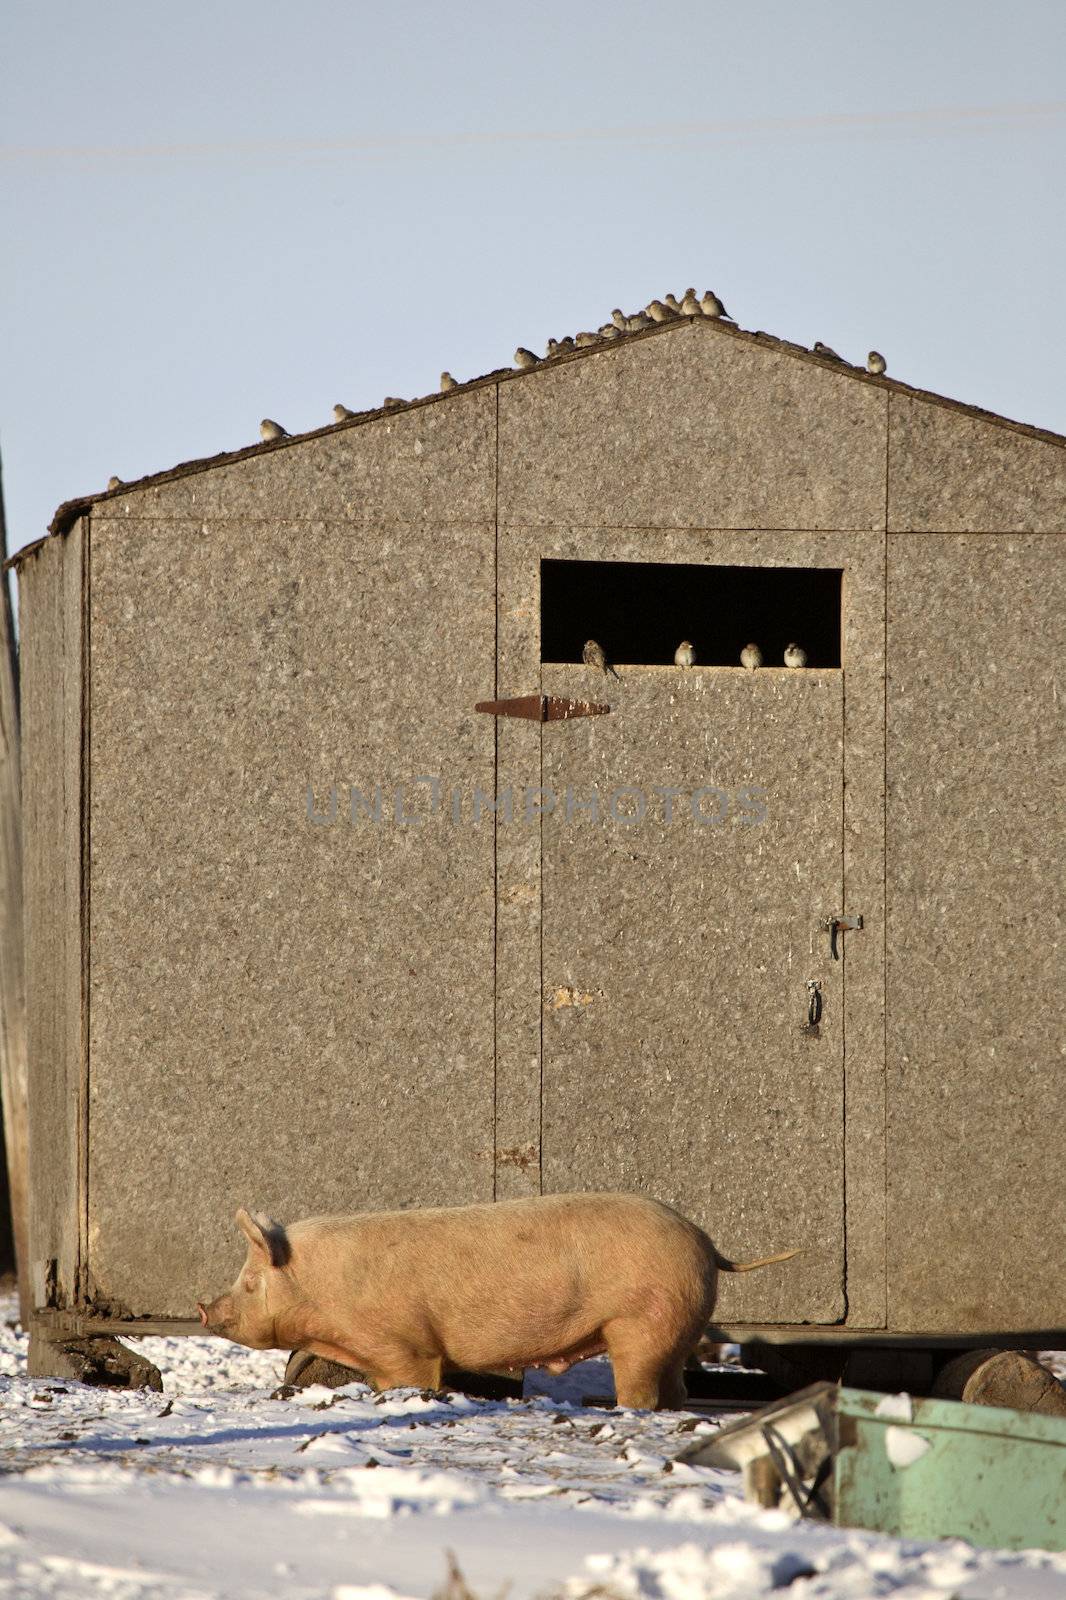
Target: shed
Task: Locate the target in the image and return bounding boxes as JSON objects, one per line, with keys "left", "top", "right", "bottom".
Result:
{"left": 13, "top": 311, "right": 1066, "bottom": 1366}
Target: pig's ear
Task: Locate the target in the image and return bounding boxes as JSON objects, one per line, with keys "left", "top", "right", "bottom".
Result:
{"left": 235, "top": 1207, "right": 290, "bottom": 1268}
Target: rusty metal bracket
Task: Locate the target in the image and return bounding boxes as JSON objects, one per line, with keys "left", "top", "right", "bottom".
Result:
{"left": 823, "top": 913, "right": 863, "bottom": 961}
{"left": 475, "top": 695, "right": 610, "bottom": 721}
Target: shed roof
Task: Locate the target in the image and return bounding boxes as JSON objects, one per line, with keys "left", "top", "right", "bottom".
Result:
{"left": 11, "top": 312, "right": 1066, "bottom": 570}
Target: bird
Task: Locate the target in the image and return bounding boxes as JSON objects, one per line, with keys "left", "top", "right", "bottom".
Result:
{"left": 784, "top": 642, "right": 808, "bottom": 668}
{"left": 646, "top": 300, "right": 675, "bottom": 322}
{"left": 598, "top": 324, "right": 622, "bottom": 339}
{"left": 582, "top": 639, "right": 619, "bottom": 678}
{"left": 575, "top": 331, "right": 600, "bottom": 347}
{"left": 260, "top": 419, "right": 288, "bottom": 441}
{"left": 740, "top": 643, "right": 763, "bottom": 671}
{"left": 626, "top": 312, "right": 653, "bottom": 332}
{"left": 514, "top": 348, "right": 538, "bottom": 369}
{"left": 383, "top": 397, "right": 405, "bottom": 409}
{"left": 440, "top": 372, "right": 458, "bottom": 392}
{"left": 664, "top": 294, "right": 684, "bottom": 313}
{"left": 700, "top": 290, "right": 731, "bottom": 320}
{"left": 674, "top": 640, "right": 697, "bottom": 668}
{"left": 106, "top": 475, "right": 123, "bottom": 491}
{"left": 680, "top": 292, "right": 702, "bottom": 316}
{"left": 610, "top": 309, "right": 629, "bottom": 331}
{"left": 813, "top": 342, "right": 845, "bottom": 362}
{"left": 867, "top": 350, "right": 887, "bottom": 376}
{"left": 546, "top": 336, "right": 575, "bottom": 357}
{"left": 333, "top": 403, "right": 356, "bottom": 421}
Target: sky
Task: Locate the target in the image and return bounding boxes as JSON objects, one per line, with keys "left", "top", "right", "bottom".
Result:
{"left": 2, "top": 0, "right": 1065, "bottom": 562}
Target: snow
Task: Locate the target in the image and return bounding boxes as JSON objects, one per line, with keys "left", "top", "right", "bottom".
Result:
{"left": 3, "top": 1300, "right": 1066, "bottom": 1599}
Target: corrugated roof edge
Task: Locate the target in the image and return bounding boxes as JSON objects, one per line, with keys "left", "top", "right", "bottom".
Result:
{"left": 8, "top": 314, "right": 1066, "bottom": 572}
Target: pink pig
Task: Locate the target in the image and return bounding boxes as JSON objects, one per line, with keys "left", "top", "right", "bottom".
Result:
{"left": 197, "top": 1192, "right": 798, "bottom": 1410}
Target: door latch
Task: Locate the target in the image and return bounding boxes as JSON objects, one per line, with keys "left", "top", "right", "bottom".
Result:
{"left": 822, "top": 913, "right": 863, "bottom": 961}
{"left": 800, "top": 979, "right": 822, "bottom": 1035}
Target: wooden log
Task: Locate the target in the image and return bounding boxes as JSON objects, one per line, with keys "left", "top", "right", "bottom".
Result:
{"left": 933, "top": 1349, "right": 1066, "bottom": 1416}
{"left": 0, "top": 450, "right": 28, "bottom": 1324}
{"left": 280, "top": 1348, "right": 524, "bottom": 1401}
{"left": 27, "top": 1331, "right": 162, "bottom": 1390}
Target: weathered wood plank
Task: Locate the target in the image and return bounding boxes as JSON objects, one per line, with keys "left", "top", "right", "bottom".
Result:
{"left": 0, "top": 455, "right": 28, "bottom": 1321}
{"left": 22, "top": 522, "right": 84, "bottom": 1313}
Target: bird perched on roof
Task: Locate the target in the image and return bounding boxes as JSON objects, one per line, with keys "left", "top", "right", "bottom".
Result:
{"left": 664, "top": 294, "right": 684, "bottom": 313}
{"left": 625, "top": 312, "right": 653, "bottom": 332}
{"left": 582, "top": 638, "right": 619, "bottom": 678}
{"left": 333, "top": 403, "right": 356, "bottom": 421}
{"left": 700, "top": 290, "right": 731, "bottom": 320}
{"left": 546, "top": 336, "right": 575, "bottom": 357}
{"left": 740, "top": 642, "right": 763, "bottom": 671}
{"left": 260, "top": 419, "right": 288, "bottom": 441}
{"left": 680, "top": 292, "right": 702, "bottom": 317}
{"left": 383, "top": 397, "right": 405, "bottom": 409}
{"left": 575, "top": 331, "right": 600, "bottom": 347}
{"left": 784, "top": 642, "right": 808, "bottom": 668}
{"left": 674, "top": 640, "right": 697, "bottom": 668}
{"left": 813, "top": 342, "right": 845, "bottom": 362}
{"left": 107, "top": 475, "right": 123, "bottom": 491}
{"left": 514, "top": 348, "right": 538, "bottom": 369}
{"left": 646, "top": 300, "right": 675, "bottom": 322}
{"left": 610, "top": 309, "right": 629, "bottom": 331}
{"left": 599, "top": 324, "right": 622, "bottom": 339}
{"left": 440, "top": 372, "right": 458, "bottom": 392}
{"left": 867, "top": 350, "right": 887, "bottom": 376}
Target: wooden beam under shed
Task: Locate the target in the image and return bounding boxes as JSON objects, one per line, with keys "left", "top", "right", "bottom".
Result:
{"left": 0, "top": 445, "right": 28, "bottom": 1324}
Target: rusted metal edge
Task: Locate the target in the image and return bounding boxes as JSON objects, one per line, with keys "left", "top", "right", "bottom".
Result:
{"left": 474, "top": 694, "right": 545, "bottom": 721}
{"left": 710, "top": 1326, "right": 1066, "bottom": 1348}
{"left": 33, "top": 1310, "right": 200, "bottom": 1337}
{"left": 475, "top": 695, "right": 610, "bottom": 721}
{"left": 544, "top": 696, "right": 611, "bottom": 721}
{"left": 30, "top": 1308, "right": 1066, "bottom": 1346}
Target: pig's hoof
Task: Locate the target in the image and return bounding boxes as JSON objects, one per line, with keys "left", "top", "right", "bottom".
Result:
{"left": 27, "top": 1333, "right": 163, "bottom": 1392}
{"left": 283, "top": 1350, "right": 368, "bottom": 1390}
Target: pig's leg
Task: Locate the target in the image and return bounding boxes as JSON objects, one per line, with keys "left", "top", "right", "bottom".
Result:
{"left": 364, "top": 1350, "right": 445, "bottom": 1393}
{"left": 656, "top": 1359, "right": 689, "bottom": 1412}
{"left": 603, "top": 1319, "right": 688, "bottom": 1411}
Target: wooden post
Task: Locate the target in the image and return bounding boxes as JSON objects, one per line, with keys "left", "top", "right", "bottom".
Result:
{"left": 0, "top": 446, "right": 29, "bottom": 1324}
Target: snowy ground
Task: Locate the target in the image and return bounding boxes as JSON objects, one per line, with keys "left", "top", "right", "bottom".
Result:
{"left": 3, "top": 1300, "right": 1066, "bottom": 1599}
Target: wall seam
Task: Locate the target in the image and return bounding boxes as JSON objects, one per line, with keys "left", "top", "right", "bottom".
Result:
{"left": 882, "top": 393, "right": 891, "bottom": 1328}
{"left": 78, "top": 521, "right": 91, "bottom": 1305}
{"left": 492, "top": 386, "right": 500, "bottom": 1204}
{"left": 841, "top": 657, "right": 849, "bottom": 1323}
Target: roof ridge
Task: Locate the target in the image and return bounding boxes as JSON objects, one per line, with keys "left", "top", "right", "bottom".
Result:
{"left": 10, "top": 315, "right": 1065, "bottom": 570}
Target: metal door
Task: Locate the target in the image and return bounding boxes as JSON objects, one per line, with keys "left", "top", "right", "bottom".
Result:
{"left": 537, "top": 666, "right": 845, "bottom": 1323}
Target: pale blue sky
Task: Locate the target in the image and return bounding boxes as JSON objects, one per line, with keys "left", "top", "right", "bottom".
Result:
{"left": 3, "top": 0, "right": 1065, "bottom": 557}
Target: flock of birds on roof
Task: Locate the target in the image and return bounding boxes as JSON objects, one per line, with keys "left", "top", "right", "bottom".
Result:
{"left": 102, "top": 289, "right": 889, "bottom": 485}
{"left": 583, "top": 639, "right": 808, "bottom": 673}
{"left": 253, "top": 288, "right": 887, "bottom": 445}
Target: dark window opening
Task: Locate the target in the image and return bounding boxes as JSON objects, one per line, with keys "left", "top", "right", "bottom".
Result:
{"left": 541, "top": 560, "right": 842, "bottom": 668}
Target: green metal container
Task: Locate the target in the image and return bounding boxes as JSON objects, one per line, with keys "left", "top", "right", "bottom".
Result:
{"left": 679, "top": 1382, "right": 1066, "bottom": 1552}
{"left": 837, "top": 1386, "right": 1066, "bottom": 1551}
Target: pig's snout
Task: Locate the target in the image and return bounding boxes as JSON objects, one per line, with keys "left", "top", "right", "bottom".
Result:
{"left": 197, "top": 1295, "right": 234, "bottom": 1334}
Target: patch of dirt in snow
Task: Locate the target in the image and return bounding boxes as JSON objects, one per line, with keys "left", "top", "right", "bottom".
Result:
{"left": 4, "top": 1298, "right": 1066, "bottom": 1599}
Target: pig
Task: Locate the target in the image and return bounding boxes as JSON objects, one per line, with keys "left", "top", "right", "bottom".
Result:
{"left": 197, "top": 1192, "right": 799, "bottom": 1410}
